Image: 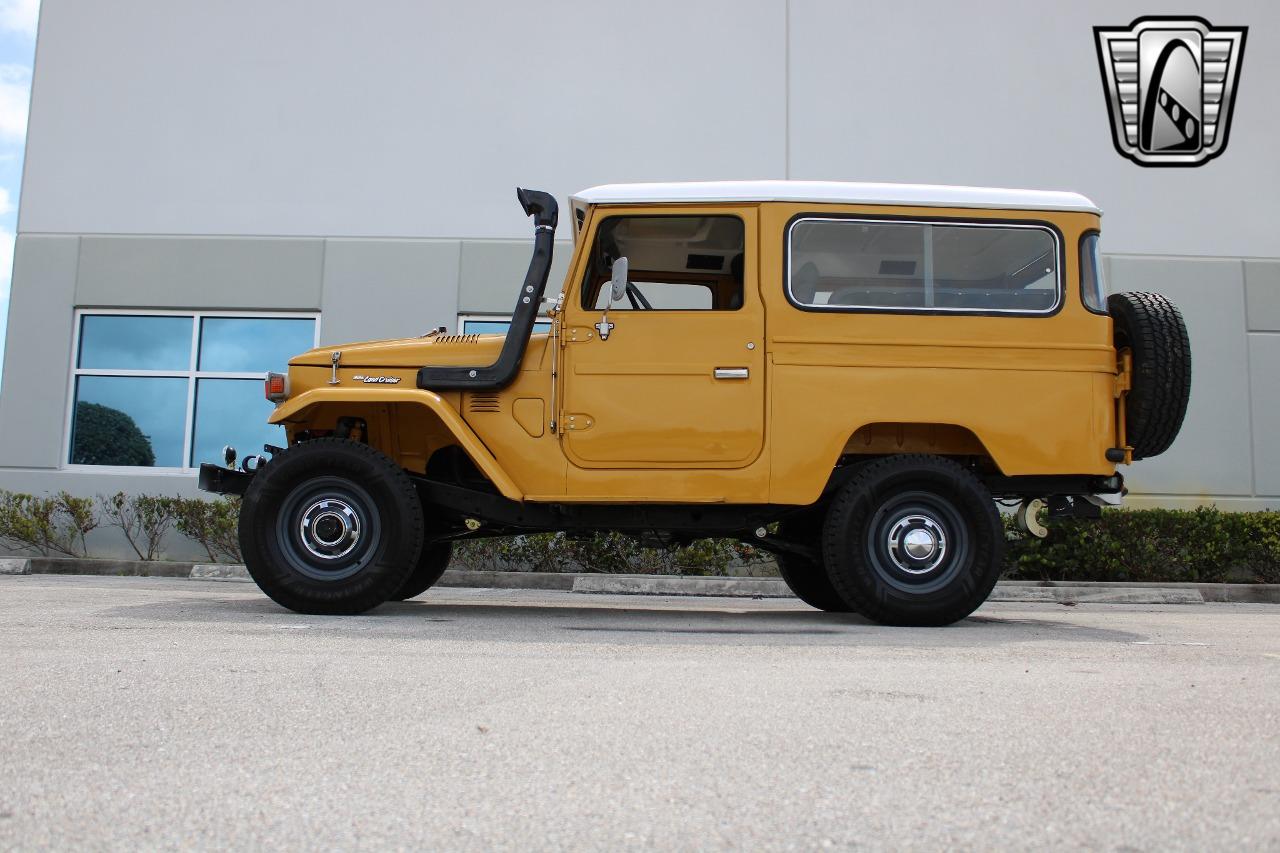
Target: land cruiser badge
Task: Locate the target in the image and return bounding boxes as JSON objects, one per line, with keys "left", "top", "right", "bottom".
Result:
{"left": 1094, "top": 17, "right": 1246, "bottom": 167}
{"left": 352, "top": 375, "right": 402, "bottom": 384}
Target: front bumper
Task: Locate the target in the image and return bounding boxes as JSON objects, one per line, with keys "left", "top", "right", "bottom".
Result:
{"left": 198, "top": 463, "right": 255, "bottom": 496}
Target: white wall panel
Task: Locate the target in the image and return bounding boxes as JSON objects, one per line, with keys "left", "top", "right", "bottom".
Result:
{"left": 21, "top": 0, "right": 786, "bottom": 239}
{"left": 1248, "top": 334, "right": 1280, "bottom": 497}
{"left": 788, "top": 0, "right": 1280, "bottom": 257}
{"left": 320, "top": 239, "right": 460, "bottom": 345}
{"left": 1108, "top": 257, "right": 1252, "bottom": 498}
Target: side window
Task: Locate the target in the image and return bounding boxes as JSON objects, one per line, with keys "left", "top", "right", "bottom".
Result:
{"left": 590, "top": 280, "right": 714, "bottom": 311}
{"left": 1079, "top": 232, "right": 1108, "bottom": 315}
{"left": 788, "top": 218, "right": 1060, "bottom": 314}
{"left": 580, "top": 215, "right": 745, "bottom": 311}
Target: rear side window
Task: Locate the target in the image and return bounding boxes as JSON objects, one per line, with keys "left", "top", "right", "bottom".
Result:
{"left": 787, "top": 218, "right": 1061, "bottom": 315}
{"left": 1079, "top": 232, "right": 1108, "bottom": 314}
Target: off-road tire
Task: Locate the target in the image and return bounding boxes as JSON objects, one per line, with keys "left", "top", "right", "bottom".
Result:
{"left": 392, "top": 540, "right": 454, "bottom": 601}
{"left": 775, "top": 516, "right": 853, "bottom": 612}
{"left": 822, "top": 455, "right": 1003, "bottom": 626}
{"left": 1109, "top": 291, "right": 1191, "bottom": 460}
{"left": 239, "top": 438, "right": 424, "bottom": 615}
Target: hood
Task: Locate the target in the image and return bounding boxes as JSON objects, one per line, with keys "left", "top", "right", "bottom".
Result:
{"left": 288, "top": 332, "right": 548, "bottom": 370}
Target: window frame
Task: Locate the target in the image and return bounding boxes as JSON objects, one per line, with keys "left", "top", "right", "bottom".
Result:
{"left": 578, "top": 213, "right": 747, "bottom": 313}
{"left": 1078, "top": 229, "right": 1109, "bottom": 316}
{"left": 64, "top": 308, "right": 321, "bottom": 475}
{"left": 784, "top": 213, "right": 1066, "bottom": 318}
{"left": 458, "top": 314, "right": 554, "bottom": 335}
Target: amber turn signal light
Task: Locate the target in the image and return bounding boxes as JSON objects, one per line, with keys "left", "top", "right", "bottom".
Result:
{"left": 265, "top": 372, "right": 288, "bottom": 402}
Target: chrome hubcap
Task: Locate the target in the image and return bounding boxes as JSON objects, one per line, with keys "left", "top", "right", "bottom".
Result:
{"left": 298, "top": 498, "right": 361, "bottom": 560}
{"left": 886, "top": 514, "right": 947, "bottom": 574}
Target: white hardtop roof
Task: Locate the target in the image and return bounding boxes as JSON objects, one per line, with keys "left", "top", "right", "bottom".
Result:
{"left": 571, "top": 180, "right": 1100, "bottom": 214}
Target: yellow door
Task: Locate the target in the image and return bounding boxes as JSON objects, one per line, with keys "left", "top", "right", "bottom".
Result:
{"left": 561, "top": 207, "right": 765, "bottom": 469}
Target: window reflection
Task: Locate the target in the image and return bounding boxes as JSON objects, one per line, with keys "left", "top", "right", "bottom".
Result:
{"left": 71, "top": 376, "right": 188, "bottom": 467}
{"left": 71, "top": 313, "right": 319, "bottom": 469}
{"left": 789, "top": 220, "right": 1058, "bottom": 313}
{"left": 78, "top": 315, "right": 192, "bottom": 370}
{"left": 192, "top": 379, "right": 284, "bottom": 468}
{"left": 461, "top": 319, "right": 552, "bottom": 335}
{"left": 198, "top": 318, "right": 316, "bottom": 372}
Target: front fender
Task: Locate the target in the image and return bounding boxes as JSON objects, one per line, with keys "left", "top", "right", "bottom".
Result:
{"left": 268, "top": 387, "right": 524, "bottom": 501}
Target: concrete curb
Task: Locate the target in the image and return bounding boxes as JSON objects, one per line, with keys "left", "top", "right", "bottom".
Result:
{"left": 190, "top": 564, "right": 255, "bottom": 581}
{"left": 3, "top": 556, "right": 1279, "bottom": 604}
{"left": 572, "top": 574, "right": 790, "bottom": 598}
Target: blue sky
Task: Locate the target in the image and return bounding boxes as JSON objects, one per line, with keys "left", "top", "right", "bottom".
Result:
{"left": 0, "top": 0, "right": 38, "bottom": 388}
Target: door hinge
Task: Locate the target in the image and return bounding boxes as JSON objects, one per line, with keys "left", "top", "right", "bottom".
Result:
{"left": 564, "top": 327, "right": 596, "bottom": 344}
{"left": 561, "top": 413, "right": 594, "bottom": 431}
{"left": 1113, "top": 348, "right": 1133, "bottom": 398}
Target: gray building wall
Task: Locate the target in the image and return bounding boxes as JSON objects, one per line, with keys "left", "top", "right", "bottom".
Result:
{"left": 1, "top": 0, "right": 1278, "bottom": 549}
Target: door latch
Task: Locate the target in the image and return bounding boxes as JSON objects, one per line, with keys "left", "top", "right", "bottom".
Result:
{"left": 595, "top": 311, "right": 615, "bottom": 341}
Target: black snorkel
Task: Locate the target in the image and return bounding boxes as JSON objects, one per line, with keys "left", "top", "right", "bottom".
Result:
{"left": 417, "top": 188, "right": 558, "bottom": 390}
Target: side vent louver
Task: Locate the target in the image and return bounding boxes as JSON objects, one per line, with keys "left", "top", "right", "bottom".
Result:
{"left": 467, "top": 394, "right": 501, "bottom": 413}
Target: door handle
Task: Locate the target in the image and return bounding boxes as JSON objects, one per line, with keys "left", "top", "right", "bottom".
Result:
{"left": 713, "top": 367, "right": 749, "bottom": 380}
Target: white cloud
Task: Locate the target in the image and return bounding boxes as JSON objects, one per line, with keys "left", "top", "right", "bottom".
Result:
{"left": 0, "top": 64, "right": 29, "bottom": 141}
{"left": 0, "top": 0, "right": 38, "bottom": 37}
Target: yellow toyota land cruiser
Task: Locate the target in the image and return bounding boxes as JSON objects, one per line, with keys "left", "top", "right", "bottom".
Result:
{"left": 200, "top": 182, "right": 1191, "bottom": 625}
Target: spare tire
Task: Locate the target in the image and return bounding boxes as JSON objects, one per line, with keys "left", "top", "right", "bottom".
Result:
{"left": 1108, "top": 291, "right": 1191, "bottom": 460}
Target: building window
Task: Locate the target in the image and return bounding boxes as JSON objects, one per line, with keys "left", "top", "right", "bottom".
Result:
{"left": 459, "top": 315, "right": 553, "bottom": 336}
{"left": 68, "top": 311, "right": 318, "bottom": 470}
{"left": 787, "top": 217, "right": 1061, "bottom": 315}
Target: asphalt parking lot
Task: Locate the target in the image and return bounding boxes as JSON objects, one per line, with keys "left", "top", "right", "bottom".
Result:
{"left": 2, "top": 575, "right": 1277, "bottom": 850}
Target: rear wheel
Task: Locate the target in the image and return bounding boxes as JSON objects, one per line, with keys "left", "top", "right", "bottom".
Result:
{"left": 239, "top": 438, "right": 424, "bottom": 614}
{"left": 392, "top": 540, "right": 454, "bottom": 600}
{"left": 822, "top": 455, "right": 1003, "bottom": 626}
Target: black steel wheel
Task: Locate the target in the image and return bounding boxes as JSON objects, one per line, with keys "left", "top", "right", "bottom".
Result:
{"left": 239, "top": 438, "right": 423, "bottom": 614}
{"left": 775, "top": 515, "right": 853, "bottom": 612}
{"left": 391, "top": 540, "right": 454, "bottom": 600}
{"left": 822, "top": 455, "right": 1003, "bottom": 626}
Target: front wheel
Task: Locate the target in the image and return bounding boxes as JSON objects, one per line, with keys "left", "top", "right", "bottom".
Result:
{"left": 239, "top": 438, "right": 424, "bottom": 614}
{"left": 775, "top": 516, "right": 854, "bottom": 613}
{"left": 822, "top": 455, "right": 1003, "bottom": 626}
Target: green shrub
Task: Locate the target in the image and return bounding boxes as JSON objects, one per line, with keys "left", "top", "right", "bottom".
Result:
{"left": 98, "top": 492, "right": 179, "bottom": 561}
{"left": 172, "top": 497, "right": 242, "bottom": 564}
{"left": 0, "top": 490, "right": 100, "bottom": 557}
{"left": 1003, "top": 506, "right": 1280, "bottom": 584}
{"left": 453, "top": 532, "right": 769, "bottom": 576}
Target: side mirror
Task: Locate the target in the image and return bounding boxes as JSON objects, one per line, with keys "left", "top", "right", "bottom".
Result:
{"left": 609, "top": 257, "right": 629, "bottom": 304}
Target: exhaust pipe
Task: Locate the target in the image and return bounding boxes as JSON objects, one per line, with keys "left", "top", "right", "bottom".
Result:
{"left": 418, "top": 188, "right": 558, "bottom": 391}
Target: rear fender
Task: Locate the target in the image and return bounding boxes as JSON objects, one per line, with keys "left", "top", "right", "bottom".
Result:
{"left": 268, "top": 388, "right": 523, "bottom": 500}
